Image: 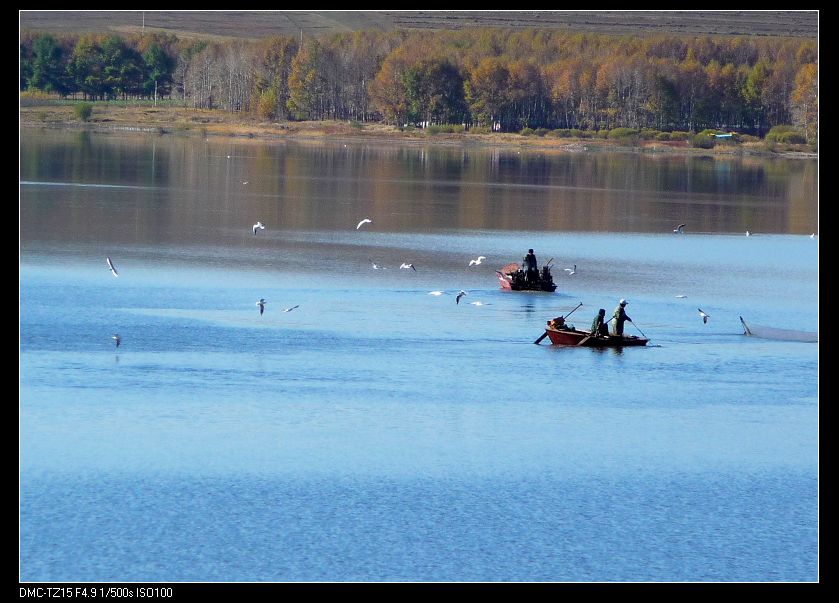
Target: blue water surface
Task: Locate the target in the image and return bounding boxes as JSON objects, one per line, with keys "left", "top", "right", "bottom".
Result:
{"left": 20, "top": 133, "right": 818, "bottom": 582}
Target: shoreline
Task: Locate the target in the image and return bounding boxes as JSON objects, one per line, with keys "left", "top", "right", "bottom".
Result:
{"left": 19, "top": 104, "right": 818, "bottom": 160}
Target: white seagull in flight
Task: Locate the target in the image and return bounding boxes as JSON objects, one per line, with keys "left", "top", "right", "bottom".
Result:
{"left": 256, "top": 298, "right": 267, "bottom": 316}
{"left": 456, "top": 290, "right": 468, "bottom": 304}
{"left": 675, "top": 295, "right": 687, "bottom": 299}
{"left": 469, "top": 256, "right": 486, "bottom": 266}
{"left": 112, "top": 334, "right": 121, "bottom": 348}
{"left": 106, "top": 257, "right": 119, "bottom": 277}
{"left": 368, "top": 259, "right": 386, "bottom": 270}
{"left": 284, "top": 305, "right": 299, "bottom": 312}
{"left": 400, "top": 262, "right": 417, "bottom": 271}
{"left": 252, "top": 221, "right": 265, "bottom": 235}
{"left": 564, "top": 264, "right": 577, "bottom": 275}
{"left": 674, "top": 224, "right": 686, "bottom": 234}
{"left": 356, "top": 218, "right": 372, "bottom": 230}
{"left": 698, "top": 308, "right": 710, "bottom": 324}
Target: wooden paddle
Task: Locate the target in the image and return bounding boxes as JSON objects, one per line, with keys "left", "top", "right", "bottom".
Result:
{"left": 629, "top": 320, "right": 649, "bottom": 340}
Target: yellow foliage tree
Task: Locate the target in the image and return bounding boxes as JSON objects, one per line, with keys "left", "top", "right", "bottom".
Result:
{"left": 792, "top": 63, "right": 817, "bottom": 144}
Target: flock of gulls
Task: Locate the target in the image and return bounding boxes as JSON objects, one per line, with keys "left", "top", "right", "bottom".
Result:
{"left": 675, "top": 222, "right": 817, "bottom": 239}
{"left": 670, "top": 222, "right": 816, "bottom": 326}
{"left": 104, "top": 214, "right": 520, "bottom": 348}
{"left": 105, "top": 218, "right": 814, "bottom": 347}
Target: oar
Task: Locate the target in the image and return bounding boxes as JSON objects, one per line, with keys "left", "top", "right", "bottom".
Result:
{"left": 629, "top": 320, "right": 649, "bottom": 340}
{"left": 534, "top": 302, "right": 583, "bottom": 344}
{"left": 564, "top": 301, "right": 583, "bottom": 319}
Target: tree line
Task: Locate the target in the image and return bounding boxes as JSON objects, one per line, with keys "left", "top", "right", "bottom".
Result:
{"left": 20, "top": 28, "right": 818, "bottom": 141}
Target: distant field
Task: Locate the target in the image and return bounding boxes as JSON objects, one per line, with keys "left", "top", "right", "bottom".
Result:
{"left": 19, "top": 10, "right": 818, "bottom": 40}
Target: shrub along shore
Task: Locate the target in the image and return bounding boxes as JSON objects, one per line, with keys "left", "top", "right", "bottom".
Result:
{"left": 20, "top": 99, "right": 816, "bottom": 159}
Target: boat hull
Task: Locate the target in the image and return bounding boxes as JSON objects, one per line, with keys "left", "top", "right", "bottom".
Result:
{"left": 499, "top": 276, "right": 557, "bottom": 292}
{"left": 497, "top": 266, "right": 557, "bottom": 292}
{"left": 544, "top": 327, "right": 648, "bottom": 347}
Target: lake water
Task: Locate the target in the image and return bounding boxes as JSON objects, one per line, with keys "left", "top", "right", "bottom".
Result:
{"left": 20, "top": 130, "right": 819, "bottom": 582}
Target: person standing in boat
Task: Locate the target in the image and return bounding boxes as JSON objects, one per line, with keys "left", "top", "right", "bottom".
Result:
{"left": 523, "top": 249, "right": 538, "bottom": 283}
{"left": 611, "top": 299, "right": 632, "bottom": 337}
{"left": 591, "top": 308, "right": 610, "bottom": 337}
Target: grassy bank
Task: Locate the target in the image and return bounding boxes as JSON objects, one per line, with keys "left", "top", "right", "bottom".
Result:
{"left": 19, "top": 101, "right": 817, "bottom": 159}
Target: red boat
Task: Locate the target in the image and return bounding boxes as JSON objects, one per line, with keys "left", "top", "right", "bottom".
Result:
{"left": 540, "top": 324, "right": 649, "bottom": 347}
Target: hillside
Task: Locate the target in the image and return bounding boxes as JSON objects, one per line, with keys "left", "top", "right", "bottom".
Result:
{"left": 19, "top": 10, "right": 818, "bottom": 40}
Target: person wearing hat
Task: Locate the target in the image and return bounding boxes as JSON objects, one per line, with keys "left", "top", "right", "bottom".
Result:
{"left": 611, "top": 299, "right": 632, "bottom": 337}
{"left": 523, "top": 248, "right": 538, "bottom": 283}
{"left": 591, "top": 308, "right": 610, "bottom": 337}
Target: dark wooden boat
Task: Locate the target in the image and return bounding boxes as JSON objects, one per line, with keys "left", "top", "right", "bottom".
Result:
{"left": 541, "top": 325, "right": 648, "bottom": 347}
{"left": 497, "top": 262, "right": 557, "bottom": 292}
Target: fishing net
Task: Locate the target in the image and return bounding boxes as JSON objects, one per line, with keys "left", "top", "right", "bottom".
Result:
{"left": 740, "top": 317, "right": 818, "bottom": 343}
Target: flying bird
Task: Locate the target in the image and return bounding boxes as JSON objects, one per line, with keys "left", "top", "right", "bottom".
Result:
{"left": 252, "top": 221, "right": 265, "bottom": 235}
{"left": 698, "top": 308, "right": 710, "bottom": 324}
{"left": 356, "top": 218, "right": 372, "bottom": 230}
{"left": 469, "top": 256, "right": 486, "bottom": 266}
{"left": 674, "top": 224, "right": 686, "bottom": 234}
{"left": 745, "top": 230, "right": 751, "bottom": 237}
{"left": 242, "top": 181, "right": 249, "bottom": 185}
{"left": 256, "top": 298, "right": 267, "bottom": 316}
{"left": 112, "top": 334, "right": 121, "bottom": 348}
{"left": 675, "top": 295, "right": 687, "bottom": 299}
{"left": 368, "top": 259, "right": 386, "bottom": 270}
{"left": 456, "top": 290, "right": 467, "bottom": 304}
{"left": 564, "top": 264, "right": 577, "bottom": 275}
{"left": 400, "top": 263, "right": 417, "bottom": 271}
{"left": 106, "top": 257, "right": 118, "bottom": 277}
{"left": 284, "top": 305, "right": 299, "bottom": 312}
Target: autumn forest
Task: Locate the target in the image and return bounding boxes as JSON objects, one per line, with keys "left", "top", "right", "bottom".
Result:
{"left": 20, "top": 28, "right": 818, "bottom": 143}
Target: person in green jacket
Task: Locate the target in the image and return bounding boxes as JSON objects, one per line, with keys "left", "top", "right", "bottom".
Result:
{"left": 611, "top": 299, "right": 632, "bottom": 336}
{"left": 591, "top": 308, "right": 610, "bottom": 337}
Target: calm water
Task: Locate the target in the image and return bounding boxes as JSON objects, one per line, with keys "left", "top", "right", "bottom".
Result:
{"left": 20, "top": 130, "right": 818, "bottom": 582}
